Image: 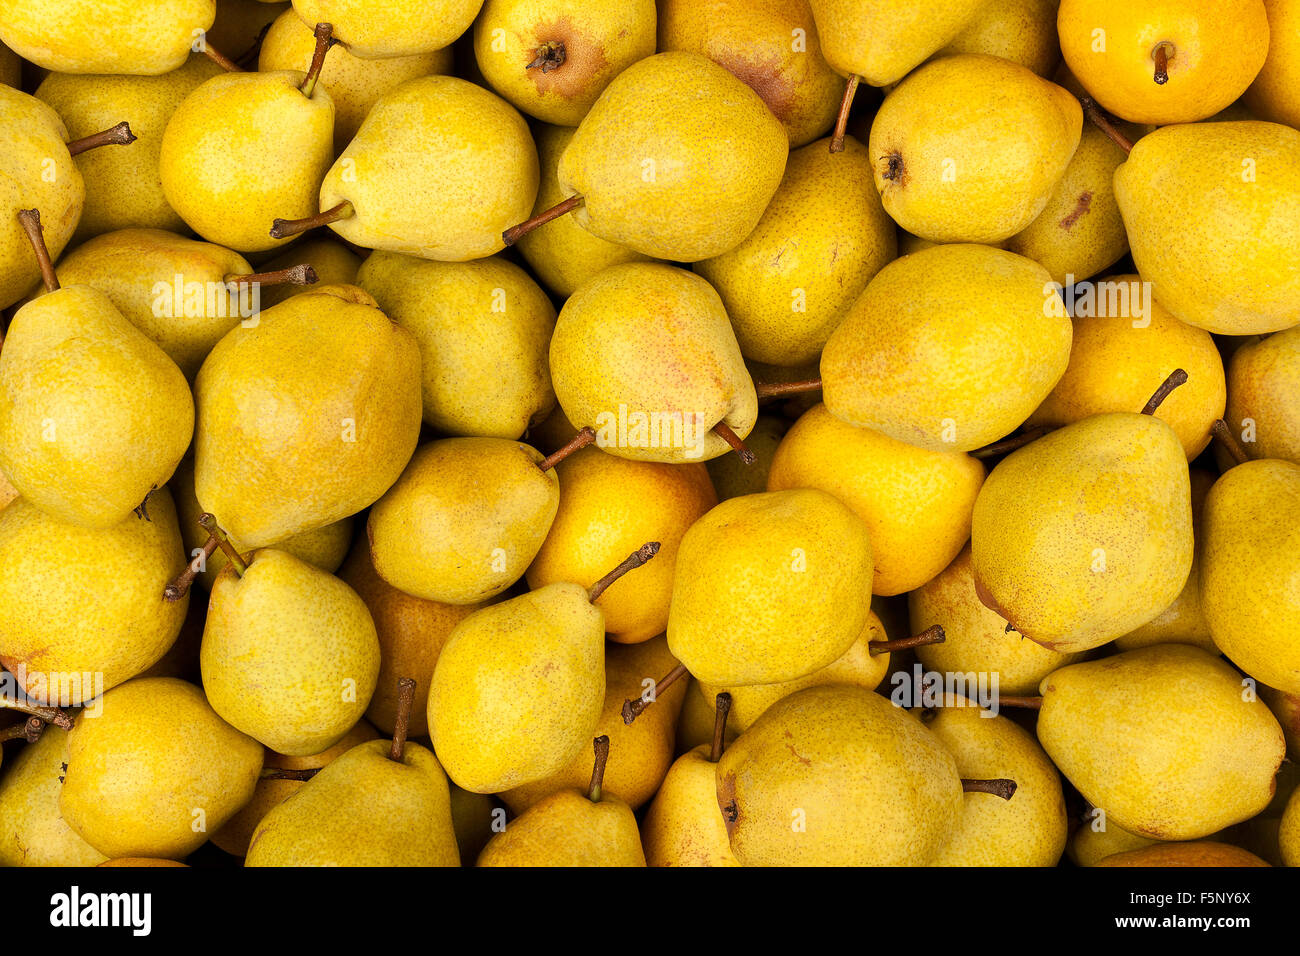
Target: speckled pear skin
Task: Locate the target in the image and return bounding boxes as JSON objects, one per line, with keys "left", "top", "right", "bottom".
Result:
{"left": 35, "top": 55, "right": 223, "bottom": 243}
{"left": 0, "top": 0, "right": 214, "bottom": 74}
{"left": 970, "top": 413, "right": 1193, "bottom": 653}
{"left": 1247, "top": 0, "right": 1300, "bottom": 129}
{"left": 246, "top": 740, "right": 460, "bottom": 867}
{"left": 556, "top": 52, "right": 788, "bottom": 262}
{"left": 477, "top": 787, "right": 646, "bottom": 866}
{"left": 61, "top": 678, "right": 263, "bottom": 860}
{"left": 936, "top": 0, "right": 1061, "bottom": 76}
{"left": 642, "top": 743, "right": 742, "bottom": 867}
{"left": 1114, "top": 121, "right": 1300, "bottom": 335}
{"left": 0, "top": 727, "right": 109, "bottom": 866}
{"left": 717, "top": 684, "right": 964, "bottom": 866}
{"left": 548, "top": 263, "right": 758, "bottom": 464}
{"left": 1036, "top": 645, "right": 1286, "bottom": 841}
{"left": 870, "top": 55, "right": 1082, "bottom": 244}
{"left": 0, "top": 88, "right": 82, "bottom": 309}
{"left": 428, "top": 583, "right": 605, "bottom": 794}
{"left": 809, "top": 0, "right": 990, "bottom": 86}
{"left": 0, "top": 286, "right": 194, "bottom": 528}
{"left": 161, "top": 70, "right": 334, "bottom": 253}
{"left": 366, "top": 438, "right": 559, "bottom": 605}
{"left": 1226, "top": 324, "right": 1300, "bottom": 465}
{"left": 668, "top": 489, "right": 874, "bottom": 687}
{"left": 201, "top": 549, "right": 381, "bottom": 757}
{"left": 194, "top": 285, "right": 422, "bottom": 550}
{"left": 320, "top": 76, "right": 539, "bottom": 261}
{"left": 291, "top": 0, "right": 483, "bottom": 58}
{"left": 0, "top": 494, "right": 189, "bottom": 704}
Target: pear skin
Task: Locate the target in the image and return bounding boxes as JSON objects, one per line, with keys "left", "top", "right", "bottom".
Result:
{"left": 477, "top": 787, "right": 645, "bottom": 866}
{"left": 936, "top": 0, "right": 1061, "bottom": 76}
{"left": 1246, "top": 0, "right": 1300, "bottom": 128}
{"left": 0, "top": 727, "right": 109, "bottom": 866}
{"left": 1097, "top": 842, "right": 1271, "bottom": 868}
{"left": 808, "top": 0, "right": 989, "bottom": 86}
{"left": 1226, "top": 324, "right": 1300, "bottom": 465}
{"left": 289, "top": 0, "right": 482, "bottom": 58}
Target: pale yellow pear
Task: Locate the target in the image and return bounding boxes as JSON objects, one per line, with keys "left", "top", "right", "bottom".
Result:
{"left": 1246, "top": 0, "right": 1300, "bottom": 128}
{"left": 0, "top": 726, "right": 109, "bottom": 866}
{"left": 1226, "top": 325, "right": 1300, "bottom": 465}
{"left": 936, "top": 0, "right": 1061, "bottom": 76}
{"left": 290, "top": 0, "right": 481, "bottom": 58}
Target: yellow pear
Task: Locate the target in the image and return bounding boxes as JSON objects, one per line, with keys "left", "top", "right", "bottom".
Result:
{"left": 449, "top": 785, "right": 500, "bottom": 865}
{"left": 1098, "top": 842, "right": 1272, "bottom": 868}
{"left": 1261, "top": 685, "right": 1300, "bottom": 760}
{"left": 1068, "top": 819, "right": 1158, "bottom": 867}
{"left": 1226, "top": 325, "right": 1300, "bottom": 465}
{"left": 1246, "top": 0, "right": 1300, "bottom": 128}
{"left": 936, "top": 0, "right": 1061, "bottom": 76}
{"left": 675, "top": 677, "right": 740, "bottom": 756}
{"left": 290, "top": 0, "right": 481, "bottom": 58}
{"left": 0, "top": 726, "right": 109, "bottom": 866}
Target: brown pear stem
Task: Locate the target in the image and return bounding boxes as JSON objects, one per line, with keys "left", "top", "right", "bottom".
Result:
{"left": 526, "top": 41, "right": 566, "bottom": 73}
{"left": 300, "top": 23, "right": 334, "bottom": 98}
{"left": 66, "top": 121, "right": 137, "bottom": 157}
{"left": 537, "top": 426, "right": 596, "bottom": 472}
{"left": 502, "top": 195, "right": 584, "bottom": 246}
{"left": 197, "top": 513, "right": 249, "bottom": 576}
{"left": 829, "top": 74, "right": 860, "bottom": 154}
{"left": 962, "top": 778, "right": 1018, "bottom": 800}
{"left": 388, "top": 677, "right": 417, "bottom": 763}
{"left": 260, "top": 767, "right": 321, "bottom": 781}
{"left": 1211, "top": 419, "right": 1251, "bottom": 466}
{"left": 869, "top": 624, "right": 945, "bottom": 657}
{"left": 755, "top": 379, "right": 822, "bottom": 400}
{"left": 17, "top": 210, "right": 59, "bottom": 293}
{"left": 709, "top": 692, "right": 732, "bottom": 764}
{"left": 0, "top": 716, "right": 45, "bottom": 743}
{"left": 0, "top": 696, "right": 73, "bottom": 730}
{"left": 587, "top": 541, "right": 661, "bottom": 604}
{"left": 1079, "top": 95, "right": 1133, "bottom": 154}
{"left": 997, "top": 695, "right": 1044, "bottom": 710}
{"left": 270, "top": 200, "right": 354, "bottom": 240}
{"left": 621, "top": 662, "right": 688, "bottom": 725}
{"left": 1152, "top": 42, "right": 1173, "bottom": 85}
{"left": 713, "top": 422, "right": 756, "bottom": 465}
{"left": 1140, "top": 368, "right": 1187, "bottom": 415}
{"left": 587, "top": 735, "right": 610, "bottom": 803}
{"left": 164, "top": 535, "right": 219, "bottom": 602}
{"left": 201, "top": 42, "right": 242, "bottom": 72}
{"left": 224, "top": 265, "right": 319, "bottom": 288}
{"left": 970, "top": 426, "right": 1055, "bottom": 460}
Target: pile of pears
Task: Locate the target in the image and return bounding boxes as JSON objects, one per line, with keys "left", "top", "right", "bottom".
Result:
{"left": 1, "top": 0, "right": 1299, "bottom": 870}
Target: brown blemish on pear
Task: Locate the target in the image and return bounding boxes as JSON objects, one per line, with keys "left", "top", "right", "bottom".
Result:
{"left": 715, "top": 53, "right": 797, "bottom": 127}
{"left": 1059, "top": 191, "right": 1093, "bottom": 229}
{"left": 527, "top": 18, "right": 609, "bottom": 98}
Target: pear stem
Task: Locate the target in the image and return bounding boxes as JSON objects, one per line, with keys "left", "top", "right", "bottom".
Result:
{"left": 197, "top": 513, "right": 249, "bottom": 576}
{"left": 1152, "top": 42, "right": 1173, "bottom": 85}
{"left": 300, "top": 23, "right": 334, "bottom": 98}
{"left": 526, "top": 41, "right": 566, "bottom": 73}
{"left": 962, "top": 778, "right": 1018, "bottom": 800}
{"left": 270, "top": 200, "right": 354, "bottom": 240}
{"left": 621, "top": 661, "right": 688, "bottom": 725}
{"left": 709, "top": 692, "right": 732, "bottom": 763}
{"left": 829, "top": 74, "right": 860, "bottom": 154}
{"left": 388, "top": 677, "right": 417, "bottom": 763}
{"left": 755, "top": 378, "right": 822, "bottom": 400}
{"left": 869, "top": 624, "right": 945, "bottom": 657}
{"left": 260, "top": 767, "right": 321, "bottom": 781}
{"left": 537, "top": 426, "right": 596, "bottom": 472}
{"left": 16, "top": 210, "right": 59, "bottom": 293}
{"left": 587, "top": 541, "right": 661, "bottom": 604}
{"left": 164, "top": 535, "right": 219, "bottom": 602}
{"left": 713, "top": 422, "right": 756, "bottom": 465}
{"left": 1140, "top": 368, "right": 1187, "bottom": 415}
{"left": 1078, "top": 95, "right": 1133, "bottom": 154}
{"left": 587, "top": 735, "right": 610, "bottom": 803}
{"left": 502, "top": 195, "right": 584, "bottom": 246}
{"left": 0, "top": 716, "right": 45, "bottom": 743}
{"left": 224, "top": 265, "right": 319, "bottom": 288}
{"left": 0, "top": 696, "right": 73, "bottom": 730}
{"left": 66, "top": 121, "right": 137, "bottom": 157}
{"left": 997, "top": 695, "right": 1044, "bottom": 710}
{"left": 201, "top": 42, "right": 242, "bottom": 73}
{"left": 1210, "top": 419, "right": 1251, "bottom": 466}
{"left": 970, "top": 426, "right": 1055, "bottom": 460}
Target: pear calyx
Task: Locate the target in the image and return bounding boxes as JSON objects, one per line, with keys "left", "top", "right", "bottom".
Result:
{"left": 526, "top": 41, "right": 567, "bottom": 74}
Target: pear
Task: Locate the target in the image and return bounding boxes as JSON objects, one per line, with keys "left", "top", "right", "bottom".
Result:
{"left": 970, "top": 403, "right": 1193, "bottom": 653}
{"left": 935, "top": 0, "right": 1061, "bottom": 76}
{"left": 1201, "top": 459, "right": 1300, "bottom": 695}
{"left": 194, "top": 285, "right": 422, "bottom": 549}
{"left": 513, "top": 124, "right": 655, "bottom": 297}
{"left": 1100, "top": 843, "right": 1272, "bottom": 868}
{"left": 657, "top": 0, "right": 844, "bottom": 148}
{"left": 0, "top": 0, "right": 215, "bottom": 74}
{"left": 1025, "top": 281, "right": 1227, "bottom": 460}
{"left": 706, "top": 416, "right": 787, "bottom": 502}
{"left": 201, "top": 548, "right": 381, "bottom": 756}
{"left": 366, "top": 438, "right": 560, "bottom": 605}
{"left": 35, "top": 55, "right": 223, "bottom": 242}
{"left": 549, "top": 263, "right": 758, "bottom": 463}
{"left": 909, "top": 546, "right": 1085, "bottom": 697}
{"left": 768, "top": 403, "right": 984, "bottom": 595}
{"left": 289, "top": 0, "right": 482, "bottom": 58}
{"left": 820, "top": 244, "right": 1073, "bottom": 452}
{"left": 1036, "top": 645, "right": 1286, "bottom": 841}
{"left": 1246, "top": 0, "right": 1300, "bottom": 128}
{"left": 1113, "top": 121, "right": 1300, "bottom": 335}
{"left": 869, "top": 54, "right": 1082, "bottom": 244}
{"left": 253, "top": 238, "right": 361, "bottom": 311}
{"left": 695, "top": 136, "right": 897, "bottom": 367}
{"left": 717, "top": 684, "right": 968, "bottom": 866}
{"left": 428, "top": 544, "right": 658, "bottom": 793}
{"left": 1058, "top": 0, "right": 1269, "bottom": 124}
{"left": 0, "top": 726, "right": 109, "bottom": 866}
{"left": 1226, "top": 325, "right": 1300, "bottom": 465}
{"left": 1282, "top": 788, "right": 1300, "bottom": 867}
{"left": 259, "top": 9, "right": 453, "bottom": 150}
{"left": 1261, "top": 685, "right": 1300, "bottom": 760}
{"left": 668, "top": 489, "right": 874, "bottom": 686}
{"left": 0, "top": 493, "right": 189, "bottom": 703}
{"left": 1068, "top": 819, "right": 1158, "bottom": 867}
{"left": 473, "top": 0, "right": 656, "bottom": 126}
{"left": 675, "top": 677, "right": 740, "bottom": 756}
{"left": 449, "top": 786, "right": 500, "bottom": 866}
{"left": 61, "top": 678, "right": 263, "bottom": 859}
{"left": 286, "top": 76, "right": 538, "bottom": 262}
{"left": 526, "top": 447, "right": 717, "bottom": 644}
{"left": 357, "top": 251, "right": 557, "bottom": 440}
{"left": 478, "top": 737, "right": 646, "bottom": 866}
{"left": 515, "top": 51, "right": 786, "bottom": 262}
